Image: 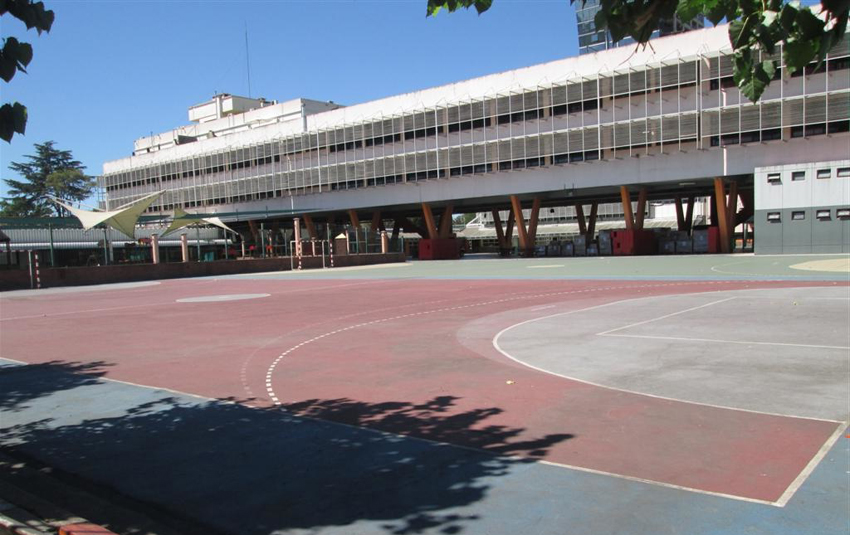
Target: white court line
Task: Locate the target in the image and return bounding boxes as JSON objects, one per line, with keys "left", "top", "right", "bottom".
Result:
{"left": 600, "top": 333, "right": 850, "bottom": 351}
{"left": 596, "top": 297, "right": 736, "bottom": 336}
{"left": 775, "top": 422, "right": 847, "bottom": 507}
{"left": 527, "top": 265, "right": 565, "bottom": 269}
{"left": 491, "top": 295, "right": 844, "bottom": 424}
{"left": 0, "top": 302, "right": 168, "bottom": 322}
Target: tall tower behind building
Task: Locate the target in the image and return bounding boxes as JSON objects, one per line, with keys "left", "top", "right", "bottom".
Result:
{"left": 576, "top": 0, "right": 705, "bottom": 55}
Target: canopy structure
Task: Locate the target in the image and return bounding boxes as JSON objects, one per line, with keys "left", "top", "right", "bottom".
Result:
{"left": 52, "top": 191, "right": 163, "bottom": 239}
{"left": 162, "top": 207, "right": 237, "bottom": 237}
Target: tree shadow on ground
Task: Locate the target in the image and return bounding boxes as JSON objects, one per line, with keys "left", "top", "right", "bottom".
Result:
{"left": 0, "top": 360, "right": 111, "bottom": 412}
{"left": 0, "top": 361, "right": 573, "bottom": 535}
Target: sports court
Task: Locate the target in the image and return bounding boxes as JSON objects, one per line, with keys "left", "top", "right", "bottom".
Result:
{"left": 0, "top": 254, "right": 848, "bottom": 535}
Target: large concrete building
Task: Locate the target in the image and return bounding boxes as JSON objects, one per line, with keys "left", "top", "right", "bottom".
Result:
{"left": 100, "top": 24, "right": 850, "bottom": 254}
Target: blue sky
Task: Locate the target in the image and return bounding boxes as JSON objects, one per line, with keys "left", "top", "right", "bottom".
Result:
{"left": 1, "top": 0, "right": 580, "bottom": 198}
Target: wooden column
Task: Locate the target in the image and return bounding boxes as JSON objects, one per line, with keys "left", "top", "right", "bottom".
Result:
{"left": 620, "top": 187, "right": 635, "bottom": 231}
{"left": 527, "top": 198, "right": 541, "bottom": 250}
{"left": 348, "top": 210, "right": 360, "bottom": 229}
{"left": 421, "top": 203, "right": 438, "bottom": 239}
{"left": 675, "top": 196, "right": 686, "bottom": 231}
{"left": 509, "top": 195, "right": 529, "bottom": 251}
{"left": 685, "top": 195, "right": 695, "bottom": 233}
{"left": 492, "top": 210, "right": 506, "bottom": 249}
{"left": 439, "top": 204, "right": 454, "bottom": 239}
{"left": 303, "top": 214, "right": 317, "bottom": 239}
{"left": 371, "top": 211, "right": 384, "bottom": 232}
{"left": 713, "top": 178, "right": 731, "bottom": 254}
{"left": 726, "top": 182, "right": 738, "bottom": 251}
{"left": 505, "top": 209, "right": 515, "bottom": 246}
{"left": 635, "top": 187, "right": 648, "bottom": 231}
{"left": 575, "top": 203, "right": 587, "bottom": 236}
{"left": 587, "top": 201, "right": 599, "bottom": 239}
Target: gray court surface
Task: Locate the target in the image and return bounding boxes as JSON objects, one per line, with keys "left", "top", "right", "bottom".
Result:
{"left": 494, "top": 285, "right": 850, "bottom": 421}
{"left": 1, "top": 358, "right": 847, "bottom": 535}
{"left": 214, "top": 253, "right": 850, "bottom": 281}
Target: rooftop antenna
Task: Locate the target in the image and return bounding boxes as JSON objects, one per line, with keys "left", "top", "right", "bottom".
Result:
{"left": 244, "top": 23, "right": 252, "bottom": 98}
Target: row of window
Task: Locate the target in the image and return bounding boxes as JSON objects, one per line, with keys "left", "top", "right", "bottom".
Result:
{"left": 766, "top": 166, "right": 850, "bottom": 184}
{"left": 711, "top": 119, "right": 850, "bottom": 147}
{"left": 107, "top": 88, "right": 849, "bottom": 192}
{"left": 767, "top": 208, "right": 850, "bottom": 221}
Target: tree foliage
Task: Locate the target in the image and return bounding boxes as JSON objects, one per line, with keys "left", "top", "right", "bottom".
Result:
{"left": 426, "top": 0, "right": 848, "bottom": 102}
{"left": 1, "top": 141, "right": 94, "bottom": 217}
{"left": 0, "top": 0, "right": 55, "bottom": 143}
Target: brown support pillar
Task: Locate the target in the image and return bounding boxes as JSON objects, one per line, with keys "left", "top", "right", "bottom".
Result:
{"left": 371, "top": 211, "right": 383, "bottom": 233}
{"left": 527, "top": 198, "right": 541, "bottom": 250}
{"left": 575, "top": 203, "right": 587, "bottom": 236}
{"left": 391, "top": 219, "right": 400, "bottom": 240}
{"left": 248, "top": 219, "right": 260, "bottom": 244}
{"left": 675, "top": 196, "right": 686, "bottom": 231}
{"left": 726, "top": 181, "right": 738, "bottom": 251}
{"left": 348, "top": 210, "right": 360, "bottom": 229}
{"left": 685, "top": 195, "right": 695, "bottom": 233}
{"left": 492, "top": 210, "right": 506, "bottom": 249}
{"left": 421, "top": 203, "right": 438, "bottom": 239}
{"left": 620, "top": 187, "right": 635, "bottom": 231}
{"left": 713, "top": 178, "right": 731, "bottom": 254}
{"left": 303, "top": 214, "right": 317, "bottom": 240}
{"left": 726, "top": 182, "right": 738, "bottom": 230}
{"left": 509, "top": 196, "right": 529, "bottom": 251}
{"left": 587, "top": 202, "right": 599, "bottom": 239}
{"left": 439, "top": 204, "right": 454, "bottom": 239}
{"left": 635, "top": 187, "right": 648, "bottom": 231}
{"left": 505, "top": 210, "right": 515, "bottom": 244}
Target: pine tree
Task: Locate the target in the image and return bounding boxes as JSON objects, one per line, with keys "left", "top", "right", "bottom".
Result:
{"left": 1, "top": 140, "right": 94, "bottom": 217}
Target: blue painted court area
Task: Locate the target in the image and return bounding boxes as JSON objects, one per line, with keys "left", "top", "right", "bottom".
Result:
{"left": 1, "top": 358, "right": 847, "bottom": 535}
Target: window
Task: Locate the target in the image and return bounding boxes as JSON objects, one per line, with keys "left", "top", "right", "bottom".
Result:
{"left": 792, "top": 211, "right": 806, "bottom": 221}
{"left": 767, "top": 173, "right": 781, "bottom": 184}
{"left": 816, "top": 210, "right": 831, "bottom": 220}
{"left": 792, "top": 171, "right": 806, "bottom": 181}
{"left": 837, "top": 209, "right": 850, "bottom": 219}
{"left": 837, "top": 167, "right": 850, "bottom": 178}
{"left": 817, "top": 169, "right": 831, "bottom": 179}
{"left": 767, "top": 212, "right": 781, "bottom": 222}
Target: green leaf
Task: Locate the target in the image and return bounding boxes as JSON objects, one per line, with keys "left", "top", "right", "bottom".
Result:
{"left": 676, "top": 0, "right": 704, "bottom": 22}
{"left": 737, "top": 59, "right": 776, "bottom": 102}
{"left": 0, "top": 102, "right": 27, "bottom": 143}
{"left": 12, "top": 102, "right": 27, "bottom": 134}
{"left": 778, "top": 3, "right": 798, "bottom": 32}
{"left": 729, "top": 16, "right": 758, "bottom": 49}
{"left": 784, "top": 38, "right": 817, "bottom": 73}
{"left": 796, "top": 7, "right": 826, "bottom": 39}
{"left": 707, "top": 0, "right": 735, "bottom": 26}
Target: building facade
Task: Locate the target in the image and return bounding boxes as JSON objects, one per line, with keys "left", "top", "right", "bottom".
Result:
{"left": 100, "top": 25, "right": 849, "bottom": 253}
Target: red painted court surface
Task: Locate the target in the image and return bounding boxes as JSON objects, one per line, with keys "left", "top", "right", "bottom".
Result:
{"left": 0, "top": 277, "right": 845, "bottom": 504}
